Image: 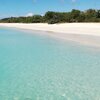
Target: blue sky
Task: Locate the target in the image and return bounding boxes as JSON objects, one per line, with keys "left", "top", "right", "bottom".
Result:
{"left": 0, "top": 0, "right": 100, "bottom": 18}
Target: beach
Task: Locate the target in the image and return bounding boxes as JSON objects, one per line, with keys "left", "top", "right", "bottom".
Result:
{"left": 0, "top": 23, "right": 100, "bottom": 36}
{"left": 0, "top": 23, "right": 100, "bottom": 47}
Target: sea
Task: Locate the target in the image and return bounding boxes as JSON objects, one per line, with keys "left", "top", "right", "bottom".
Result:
{"left": 0, "top": 27, "right": 100, "bottom": 100}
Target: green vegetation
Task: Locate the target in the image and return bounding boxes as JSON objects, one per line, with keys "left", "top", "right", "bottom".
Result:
{"left": 0, "top": 9, "right": 100, "bottom": 24}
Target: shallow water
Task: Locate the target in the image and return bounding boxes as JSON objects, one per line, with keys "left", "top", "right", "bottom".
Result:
{"left": 0, "top": 28, "right": 100, "bottom": 100}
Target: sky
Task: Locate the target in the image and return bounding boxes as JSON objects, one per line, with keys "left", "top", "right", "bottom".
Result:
{"left": 0, "top": 0, "right": 100, "bottom": 18}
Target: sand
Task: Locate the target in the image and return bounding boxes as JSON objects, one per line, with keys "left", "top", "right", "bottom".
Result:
{"left": 0, "top": 23, "right": 100, "bottom": 47}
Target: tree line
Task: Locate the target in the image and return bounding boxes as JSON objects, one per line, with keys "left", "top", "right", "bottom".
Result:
{"left": 0, "top": 9, "right": 100, "bottom": 24}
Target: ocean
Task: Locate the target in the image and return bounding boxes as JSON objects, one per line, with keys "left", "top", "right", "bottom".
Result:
{"left": 0, "top": 27, "right": 100, "bottom": 100}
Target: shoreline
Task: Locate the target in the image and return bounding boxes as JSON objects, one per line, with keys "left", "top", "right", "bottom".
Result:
{"left": 0, "top": 23, "right": 100, "bottom": 36}
{"left": 0, "top": 23, "right": 100, "bottom": 47}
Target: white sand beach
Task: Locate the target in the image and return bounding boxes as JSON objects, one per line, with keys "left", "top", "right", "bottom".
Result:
{"left": 0, "top": 23, "right": 100, "bottom": 36}
{"left": 0, "top": 23, "right": 100, "bottom": 47}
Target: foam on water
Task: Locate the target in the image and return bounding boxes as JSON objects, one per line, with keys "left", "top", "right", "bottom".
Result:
{"left": 0, "top": 28, "right": 100, "bottom": 100}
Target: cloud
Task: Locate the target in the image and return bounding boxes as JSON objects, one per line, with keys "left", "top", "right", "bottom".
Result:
{"left": 26, "top": 13, "right": 33, "bottom": 17}
{"left": 72, "top": 0, "right": 76, "bottom": 2}
{"left": 60, "top": 0, "right": 76, "bottom": 3}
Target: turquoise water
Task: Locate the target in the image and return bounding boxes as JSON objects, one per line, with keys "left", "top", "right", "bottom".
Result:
{"left": 0, "top": 28, "right": 100, "bottom": 100}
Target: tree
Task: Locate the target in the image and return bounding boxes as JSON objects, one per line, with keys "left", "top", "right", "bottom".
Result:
{"left": 32, "top": 15, "right": 43, "bottom": 23}
{"left": 70, "top": 9, "right": 81, "bottom": 22}
{"left": 44, "top": 11, "right": 61, "bottom": 24}
{"left": 44, "top": 11, "right": 56, "bottom": 21}
{"left": 97, "top": 10, "right": 100, "bottom": 18}
{"left": 84, "top": 9, "right": 97, "bottom": 22}
{"left": 0, "top": 9, "right": 100, "bottom": 23}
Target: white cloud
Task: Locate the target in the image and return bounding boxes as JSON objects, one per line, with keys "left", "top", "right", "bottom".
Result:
{"left": 72, "top": 0, "right": 76, "bottom": 2}
{"left": 61, "top": 0, "right": 76, "bottom": 3}
{"left": 26, "top": 13, "right": 33, "bottom": 17}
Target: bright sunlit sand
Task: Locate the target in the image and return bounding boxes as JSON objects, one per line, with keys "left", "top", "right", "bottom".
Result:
{"left": 0, "top": 23, "right": 100, "bottom": 47}
{"left": 0, "top": 23, "right": 100, "bottom": 36}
